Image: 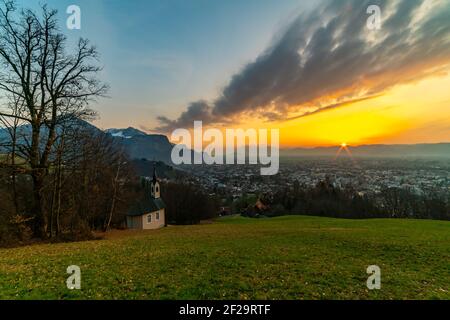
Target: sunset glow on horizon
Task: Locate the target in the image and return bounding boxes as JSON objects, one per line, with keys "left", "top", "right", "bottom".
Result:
{"left": 212, "top": 72, "right": 450, "bottom": 148}
{"left": 280, "top": 73, "right": 450, "bottom": 147}
{"left": 151, "top": 0, "right": 450, "bottom": 148}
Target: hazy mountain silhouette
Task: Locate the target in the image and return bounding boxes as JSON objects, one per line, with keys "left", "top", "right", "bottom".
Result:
{"left": 105, "top": 127, "right": 174, "bottom": 163}
{"left": 281, "top": 144, "right": 450, "bottom": 158}
{"left": 2, "top": 121, "right": 449, "bottom": 163}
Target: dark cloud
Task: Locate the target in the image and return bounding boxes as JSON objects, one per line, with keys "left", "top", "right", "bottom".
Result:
{"left": 154, "top": 100, "right": 212, "bottom": 132}
{"left": 156, "top": 0, "right": 450, "bottom": 133}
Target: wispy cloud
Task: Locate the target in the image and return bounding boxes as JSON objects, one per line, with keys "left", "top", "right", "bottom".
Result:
{"left": 284, "top": 95, "right": 383, "bottom": 121}
{"left": 156, "top": 0, "right": 450, "bottom": 133}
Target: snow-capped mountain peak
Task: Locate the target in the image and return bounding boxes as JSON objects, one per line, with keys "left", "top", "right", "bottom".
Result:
{"left": 105, "top": 127, "right": 147, "bottom": 139}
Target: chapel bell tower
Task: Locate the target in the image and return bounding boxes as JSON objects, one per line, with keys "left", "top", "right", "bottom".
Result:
{"left": 151, "top": 168, "right": 160, "bottom": 199}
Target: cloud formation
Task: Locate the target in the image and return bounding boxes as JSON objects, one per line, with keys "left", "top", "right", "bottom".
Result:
{"left": 156, "top": 101, "right": 212, "bottom": 131}
{"left": 156, "top": 0, "right": 450, "bottom": 133}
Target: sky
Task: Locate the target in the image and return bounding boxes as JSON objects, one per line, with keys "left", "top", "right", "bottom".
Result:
{"left": 18, "top": 0, "right": 450, "bottom": 147}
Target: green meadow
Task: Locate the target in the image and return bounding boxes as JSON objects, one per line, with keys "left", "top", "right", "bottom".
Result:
{"left": 0, "top": 216, "right": 448, "bottom": 300}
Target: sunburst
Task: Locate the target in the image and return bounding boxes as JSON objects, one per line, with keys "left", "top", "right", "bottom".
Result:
{"left": 334, "top": 143, "right": 357, "bottom": 165}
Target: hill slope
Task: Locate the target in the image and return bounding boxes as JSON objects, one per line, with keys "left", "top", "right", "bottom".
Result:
{"left": 0, "top": 216, "right": 448, "bottom": 299}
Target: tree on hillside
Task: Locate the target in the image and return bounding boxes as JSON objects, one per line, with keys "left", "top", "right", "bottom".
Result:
{"left": 0, "top": 0, "right": 107, "bottom": 238}
{"left": 48, "top": 129, "right": 134, "bottom": 237}
{"left": 162, "top": 182, "right": 218, "bottom": 224}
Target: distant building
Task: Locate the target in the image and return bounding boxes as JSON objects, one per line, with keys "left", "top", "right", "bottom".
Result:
{"left": 243, "top": 199, "right": 270, "bottom": 217}
{"left": 218, "top": 206, "right": 232, "bottom": 216}
{"left": 127, "top": 168, "right": 166, "bottom": 230}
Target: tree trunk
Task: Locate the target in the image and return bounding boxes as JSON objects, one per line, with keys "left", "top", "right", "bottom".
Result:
{"left": 11, "top": 124, "right": 19, "bottom": 216}
{"left": 104, "top": 163, "right": 121, "bottom": 232}
{"left": 49, "top": 171, "right": 57, "bottom": 238}
{"left": 31, "top": 173, "right": 47, "bottom": 239}
{"left": 56, "top": 161, "right": 63, "bottom": 236}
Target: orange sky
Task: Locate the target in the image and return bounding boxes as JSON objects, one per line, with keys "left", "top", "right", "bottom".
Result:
{"left": 151, "top": 0, "right": 450, "bottom": 148}
{"left": 229, "top": 73, "right": 450, "bottom": 147}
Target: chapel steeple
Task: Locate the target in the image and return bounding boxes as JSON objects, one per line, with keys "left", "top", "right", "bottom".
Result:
{"left": 151, "top": 167, "right": 160, "bottom": 199}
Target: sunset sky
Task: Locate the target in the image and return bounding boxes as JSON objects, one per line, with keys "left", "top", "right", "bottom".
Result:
{"left": 22, "top": 0, "right": 450, "bottom": 147}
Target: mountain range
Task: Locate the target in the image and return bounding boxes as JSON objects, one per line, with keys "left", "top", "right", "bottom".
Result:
{"left": 281, "top": 144, "right": 450, "bottom": 158}
{"left": 105, "top": 127, "right": 173, "bottom": 163}
{"left": 1, "top": 121, "right": 449, "bottom": 163}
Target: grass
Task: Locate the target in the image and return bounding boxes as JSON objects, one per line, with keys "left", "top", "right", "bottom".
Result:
{"left": 0, "top": 215, "right": 448, "bottom": 300}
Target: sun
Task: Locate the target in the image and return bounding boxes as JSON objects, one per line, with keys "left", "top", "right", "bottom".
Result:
{"left": 335, "top": 142, "right": 357, "bottom": 163}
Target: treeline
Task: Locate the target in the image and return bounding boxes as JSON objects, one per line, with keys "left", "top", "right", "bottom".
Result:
{"left": 242, "top": 179, "right": 450, "bottom": 221}
{"left": 162, "top": 182, "right": 219, "bottom": 225}
{"left": 0, "top": 126, "right": 137, "bottom": 245}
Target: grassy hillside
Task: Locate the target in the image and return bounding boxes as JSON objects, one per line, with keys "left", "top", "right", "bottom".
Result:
{"left": 0, "top": 216, "right": 448, "bottom": 299}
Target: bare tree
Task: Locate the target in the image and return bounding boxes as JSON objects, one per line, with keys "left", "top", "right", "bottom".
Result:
{"left": 0, "top": 0, "right": 107, "bottom": 238}
{"left": 0, "top": 92, "right": 25, "bottom": 214}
